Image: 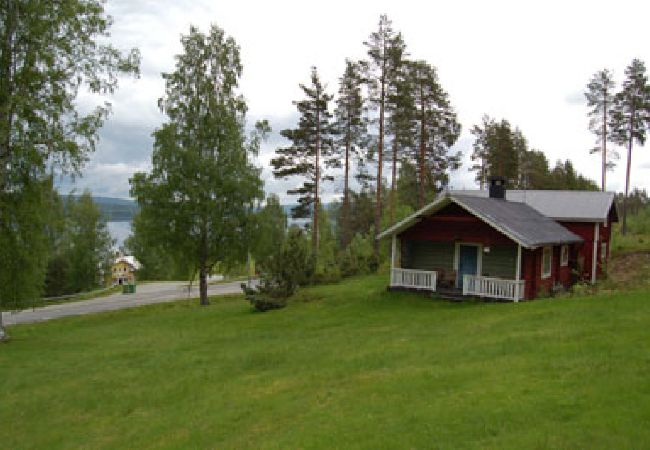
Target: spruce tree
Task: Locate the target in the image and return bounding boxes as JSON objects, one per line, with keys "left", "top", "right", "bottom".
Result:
{"left": 362, "top": 14, "right": 405, "bottom": 255}
{"left": 272, "top": 67, "right": 336, "bottom": 253}
{"left": 333, "top": 60, "right": 366, "bottom": 247}
{"left": 610, "top": 59, "right": 650, "bottom": 234}
{"left": 585, "top": 69, "right": 617, "bottom": 191}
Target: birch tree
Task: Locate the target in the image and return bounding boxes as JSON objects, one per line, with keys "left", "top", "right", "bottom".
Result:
{"left": 130, "top": 24, "right": 264, "bottom": 306}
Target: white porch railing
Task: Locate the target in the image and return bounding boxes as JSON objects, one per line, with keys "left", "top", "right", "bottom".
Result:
{"left": 391, "top": 268, "right": 437, "bottom": 291}
{"left": 463, "top": 275, "right": 525, "bottom": 302}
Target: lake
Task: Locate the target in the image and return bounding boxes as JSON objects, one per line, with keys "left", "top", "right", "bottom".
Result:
{"left": 107, "top": 221, "right": 132, "bottom": 249}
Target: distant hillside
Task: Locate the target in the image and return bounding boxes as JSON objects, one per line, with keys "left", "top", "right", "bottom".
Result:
{"left": 66, "top": 195, "right": 138, "bottom": 222}
{"left": 64, "top": 197, "right": 335, "bottom": 223}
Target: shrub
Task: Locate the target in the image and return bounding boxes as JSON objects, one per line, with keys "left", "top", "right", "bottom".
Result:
{"left": 340, "top": 232, "right": 378, "bottom": 277}
{"left": 241, "top": 227, "right": 315, "bottom": 311}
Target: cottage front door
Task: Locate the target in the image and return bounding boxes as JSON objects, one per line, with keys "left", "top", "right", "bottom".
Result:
{"left": 457, "top": 245, "right": 479, "bottom": 288}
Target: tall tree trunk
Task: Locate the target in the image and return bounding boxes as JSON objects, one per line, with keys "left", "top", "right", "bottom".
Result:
{"left": 314, "top": 99, "right": 321, "bottom": 254}
{"left": 342, "top": 124, "right": 351, "bottom": 248}
{"left": 199, "top": 232, "right": 209, "bottom": 306}
{"left": 418, "top": 87, "right": 426, "bottom": 208}
{"left": 390, "top": 134, "right": 398, "bottom": 224}
{"left": 622, "top": 112, "right": 634, "bottom": 235}
{"left": 601, "top": 95, "right": 608, "bottom": 191}
{"left": 0, "top": 1, "right": 16, "bottom": 191}
{"left": 374, "top": 77, "right": 385, "bottom": 257}
{"left": 199, "top": 264, "right": 208, "bottom": 306}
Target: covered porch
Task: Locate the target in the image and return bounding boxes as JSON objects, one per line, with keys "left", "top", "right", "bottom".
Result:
{"left": 389, "top": 235, "right": 525, "bottom": 302}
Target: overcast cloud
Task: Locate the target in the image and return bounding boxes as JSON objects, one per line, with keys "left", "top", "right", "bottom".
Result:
{"left": 59, "top": 0, "right": 650, "bottom": 201}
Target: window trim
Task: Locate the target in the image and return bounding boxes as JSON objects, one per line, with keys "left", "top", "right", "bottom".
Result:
{"left": 560, "top": 244, "right": 569, "bottom": 267}
{"left": 541, "top": 246, "right": 552, "bottom": 279}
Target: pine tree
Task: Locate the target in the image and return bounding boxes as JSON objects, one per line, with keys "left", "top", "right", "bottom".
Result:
{"left": 585, "top": 69, "right": 617, "bottom": 191}
{"left": 610, "top": 59, "right": 650, "bottom": 234}
{"left": 362, "top": 14, "right": 406, "bottom": 256}
{"left": 405, "top": 60, "right": 461, "bottom": 207}
{"left": 272, "top": 67, "right": 336, "bottom": 253}
{"left": 470, "top": 117, "right": 519, "bottom": 188}
{"left": 333, "top": 60, "right": 366, "bottom": 247}
{"left": 386, "top": 59, "right": 416, "bottom": 222}
{"left": 470, "top": 115, "right": 493, "bottom": 190}
{"left": 130, "top": 24, "right": 264, "bottom": 306}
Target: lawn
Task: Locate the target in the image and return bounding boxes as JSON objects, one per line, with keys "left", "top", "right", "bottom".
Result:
{"left": 2, "top": 275, "right": 650, "bottom": 449}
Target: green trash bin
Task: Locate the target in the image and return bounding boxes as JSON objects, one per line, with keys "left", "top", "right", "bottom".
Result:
{"left": 122, "top": 284, "right": 136, "bottom": 294}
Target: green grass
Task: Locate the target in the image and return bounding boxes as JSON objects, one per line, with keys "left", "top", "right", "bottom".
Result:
{"left": 2, "top": 275, "right": 650, "bottom": 449}
{"left": 611, "top": 208, "right": 650, "bottom": 255}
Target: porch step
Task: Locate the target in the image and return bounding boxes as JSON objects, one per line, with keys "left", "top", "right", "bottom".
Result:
{"left": 435, "top": 288, "right": 465, "bottom": 302}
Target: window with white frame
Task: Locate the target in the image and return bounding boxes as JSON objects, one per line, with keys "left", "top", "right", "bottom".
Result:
{"left": 542, "top": 246, "right": 552, "bottom": 279}
{"left": 560, "top": 245, "right": 569, "bottom": 267}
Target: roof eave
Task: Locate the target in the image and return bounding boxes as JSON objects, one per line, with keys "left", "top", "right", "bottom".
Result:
{"left": 376, "top": 194, "right": 452, "bottom": 240}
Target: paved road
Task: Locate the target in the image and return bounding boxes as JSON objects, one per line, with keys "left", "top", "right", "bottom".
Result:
{"left": 2, "top": 281, "right": 251, "bottom": 326}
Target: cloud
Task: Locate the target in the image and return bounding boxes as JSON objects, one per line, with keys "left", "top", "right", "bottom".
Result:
{"left": 58, "top": 162, "right": 151, "bottom": 199}
{"left": 565, "top": 90, "right": 585, "bottom": 106}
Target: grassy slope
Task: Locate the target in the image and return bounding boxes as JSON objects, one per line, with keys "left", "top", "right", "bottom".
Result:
{"left": 2, "top": 275, "right": 650, "bottom": 449}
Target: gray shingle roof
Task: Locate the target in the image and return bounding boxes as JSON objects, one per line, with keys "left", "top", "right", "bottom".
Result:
{"left": 377, "top": 193, "right": 584, "bottom": 248}
{"left": 452, "top": 195, "right": 583, "bottom": 248}
{"left": 451, "top": 190, "right": 617, "bottom": 222}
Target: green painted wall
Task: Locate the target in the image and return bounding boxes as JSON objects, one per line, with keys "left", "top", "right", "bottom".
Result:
{"left": 481, "top": 245, "right": 517, "bottom": 279}
{"left": 402, "top": 241, "right": 454, "bottom": 273}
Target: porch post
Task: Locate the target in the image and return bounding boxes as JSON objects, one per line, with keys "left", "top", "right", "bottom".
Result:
{"left": 591, "top": 223, "right": 599, "bottom": 284}
{"left": 390, "top": 234, "right": 397, "bottom": 288}
{"left": 515, "top": 244, "right": 522, "bottom": 302}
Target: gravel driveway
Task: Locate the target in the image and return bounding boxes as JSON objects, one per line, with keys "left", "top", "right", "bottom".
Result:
{"left": 2, "top": 280, "right": 251, "bottom": 326}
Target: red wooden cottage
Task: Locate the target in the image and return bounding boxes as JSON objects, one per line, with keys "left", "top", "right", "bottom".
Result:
{"left": 378, "top": 178, "right": 618, "bottom": 301}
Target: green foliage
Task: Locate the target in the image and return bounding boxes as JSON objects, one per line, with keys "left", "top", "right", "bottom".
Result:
{"left": 0, "top": 0, "right": 140, "bottom": 193}
{"left": 272, "top": 67, "right": 336, "bottom": 255}
{"left": 0, "top": 179, "right": 52, "bottom": 310}
{"left": 247, "top": 227, "right": 315, "bottom": 305}
{"left": 250, "top": 194, "right": 287, "bottom": 266}
{"left": 548, "top": 160, "right": 599, "bottom": 191}
{"left": 0, "top": 0, "right": 139, "bottom": 331}
{"left": 471, "top": 116, "right": 598, "bottom": 190}
{"left": 400, "top": 60, "right": 461, "bottom": 207}
{"left": 130, "top": 24, "right": 263, "bottom": 305}
{"left": 334, "top": 60, "right": 367, "bottom": 247}
{"left": 340, "top": 231, "right": 378, "bottom": 276}
{"left": 312, "top": 207, "right": 341, "bottom": 284}
{"left": 123, "top": 213, "right": 189, "bottom": 281}
{"left": 470, "top": 117, "right": 520, "bottom": 187}
{"left": 610, "top": 59, "right": 650, "bottom": 233}
{"left": 362, "top": 14, "right": 407, "bottom": 255}
{"left": 585, "top": 68, "right": 618, "bottom": 189}
{"left": 43, "top": 191, "right": 114, "bottom": 296}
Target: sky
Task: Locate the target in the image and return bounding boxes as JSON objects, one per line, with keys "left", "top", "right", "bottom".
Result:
{"left": 60, "top": 0, "right": 650, "bottom": 202}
